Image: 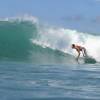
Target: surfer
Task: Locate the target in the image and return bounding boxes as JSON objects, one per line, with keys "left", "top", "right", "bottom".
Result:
{"left": 72, "top": 44, "right": 87, "bottom": 61}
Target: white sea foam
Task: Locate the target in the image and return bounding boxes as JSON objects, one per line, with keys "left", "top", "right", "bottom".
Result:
{"left": 32, "top": 24, "right": 100, "bottom": 62}
{"left": 0, "top": 15, "right": 38, "bottom": 24}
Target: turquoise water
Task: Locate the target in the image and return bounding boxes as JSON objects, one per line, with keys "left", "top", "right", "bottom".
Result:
{"left": 0, "top": 18, "right": 100, "bottom": 100}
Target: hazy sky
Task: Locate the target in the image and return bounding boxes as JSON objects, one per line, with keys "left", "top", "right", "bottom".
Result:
{"left": 0, "top": 0, "right": 100, "bottom": 34}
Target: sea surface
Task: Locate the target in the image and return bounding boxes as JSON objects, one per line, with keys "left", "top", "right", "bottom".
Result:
{"left": 0, "top": 16, "right": 100, "bottom": 100}
{"left": 0, "top": 62, "right": 100, "bottom": 100}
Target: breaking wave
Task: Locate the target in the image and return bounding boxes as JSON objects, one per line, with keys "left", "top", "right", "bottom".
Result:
{"left": 0, "top": 15, "right": 99, "bottom": 64}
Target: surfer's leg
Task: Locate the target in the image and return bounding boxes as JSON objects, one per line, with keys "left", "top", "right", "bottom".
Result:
{"left": 84, "top": 48, "right": 87, "bottom": 57}
{"left": 82, "top": 50, "right": 85, "bottom": 57}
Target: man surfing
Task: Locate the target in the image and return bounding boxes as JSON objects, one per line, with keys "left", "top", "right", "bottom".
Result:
{"left": 71, "top": 44, "right": 87, "bottom": 62}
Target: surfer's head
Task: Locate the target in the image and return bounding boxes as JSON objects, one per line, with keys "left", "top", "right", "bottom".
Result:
{"left": 72, "top": 44, "right": 75, "bottom": 48}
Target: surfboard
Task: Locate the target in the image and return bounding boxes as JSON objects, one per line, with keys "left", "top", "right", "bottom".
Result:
{"left": 83, "top": 56, "right": 96, "bottom": 64}
{"left": 78, "top": 56, "right": 96, "bottom": 64}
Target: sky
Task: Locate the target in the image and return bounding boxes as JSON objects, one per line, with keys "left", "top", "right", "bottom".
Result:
{"left": 0, "top": 0, "right": 100, "bottom": 34}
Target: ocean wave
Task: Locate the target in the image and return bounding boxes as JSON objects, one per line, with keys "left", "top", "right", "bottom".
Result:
{"left": 0, "top": 16, "right": 99, "bottom": 63}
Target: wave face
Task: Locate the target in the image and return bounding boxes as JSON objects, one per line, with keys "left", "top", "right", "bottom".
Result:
{"left": 0, "top": 16, "right": 99, "bottom": 63}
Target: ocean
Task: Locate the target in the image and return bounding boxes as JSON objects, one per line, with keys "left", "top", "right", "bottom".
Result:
{"left": 0, "top": 16, "right": 100, "bottom": 100}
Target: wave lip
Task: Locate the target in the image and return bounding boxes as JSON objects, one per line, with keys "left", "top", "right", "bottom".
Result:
{"left": 0, "top": 15, "right": 38, "bottom": 23}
